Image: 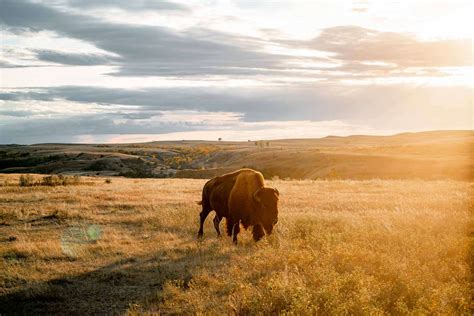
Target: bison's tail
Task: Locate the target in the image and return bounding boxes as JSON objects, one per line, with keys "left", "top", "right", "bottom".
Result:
{"left": 196, "top": 200, "right": 203, "bottom": 205}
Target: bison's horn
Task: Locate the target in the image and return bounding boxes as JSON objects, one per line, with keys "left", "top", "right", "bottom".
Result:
{"left": 253, "top": 189, "right": 262, "bottom": 203}
{"left": 274, "top": 187, "right": 279, "bottom": 196}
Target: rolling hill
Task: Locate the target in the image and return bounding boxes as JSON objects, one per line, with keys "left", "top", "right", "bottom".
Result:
{"left": 0, "top": 130, "right": 472, "bottom": 180}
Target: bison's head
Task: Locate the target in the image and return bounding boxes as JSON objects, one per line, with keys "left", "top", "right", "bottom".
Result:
{"left": 253, "top": 187, "right": 279, "bottom": 235}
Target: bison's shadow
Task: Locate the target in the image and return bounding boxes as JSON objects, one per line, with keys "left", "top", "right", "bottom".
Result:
{"left": 0, "top": 240, "right": 232, "bottom": 314}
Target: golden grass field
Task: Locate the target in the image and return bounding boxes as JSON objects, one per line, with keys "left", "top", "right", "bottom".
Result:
{"left": 0, "top": 174, "right": 472, "bottom": 314}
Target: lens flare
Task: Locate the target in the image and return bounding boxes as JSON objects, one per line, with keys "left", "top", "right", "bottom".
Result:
{"left": 60, "top": 224, "right": 102, "bottom": 257}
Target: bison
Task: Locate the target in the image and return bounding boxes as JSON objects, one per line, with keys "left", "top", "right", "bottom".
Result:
{"left": 197, "top": 168, "right": 279, "bottom": 244}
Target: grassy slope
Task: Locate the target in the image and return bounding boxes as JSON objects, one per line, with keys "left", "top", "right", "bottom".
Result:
{"left": 0, "top": 130, "right": 472, "bottom": 180}
{"left": 0, "top": 174, "right": 471, "bottom": 314}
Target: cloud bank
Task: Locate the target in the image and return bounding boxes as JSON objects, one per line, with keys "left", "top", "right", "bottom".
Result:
{"left": 0, "top": 0, "right": 471, "bottom": 143}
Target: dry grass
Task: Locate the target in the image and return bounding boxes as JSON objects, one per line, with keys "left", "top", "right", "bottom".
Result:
{"left": 0, "top": 174, "right": 472, "bottom": 314}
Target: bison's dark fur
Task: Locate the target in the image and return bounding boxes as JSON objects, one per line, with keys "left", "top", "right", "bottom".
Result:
{"left": 197, "top": 168, "right": 279, "bottom": 244}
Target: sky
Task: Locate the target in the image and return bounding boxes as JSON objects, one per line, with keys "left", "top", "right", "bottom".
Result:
{"left": 0, "top": 0, "right": 472, "bottom": 144}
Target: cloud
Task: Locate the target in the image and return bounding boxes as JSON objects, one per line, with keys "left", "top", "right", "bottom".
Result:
{"left": 0, "top": 82, "right": 471, "bottom": 143}
{"left": 0, "top": 109, "right": 35, "bottom": 117}
{"left": 1, "top": 83, "right": 471, "bottom": 126}
{"left": 66, "top": 0, "right": 189, "bottom": 12}
{"left": 297, "top": 26, "right": 472, "bottom": 67}
{"left": 351, "top": 7, "right": 367, "bottom": 13}
{"left": 0, "top": 61, "right": 28, "bottom": 68}
{"left": 0, "top": 108, "right": 244, "bottom": 143}
{"left": 1, "top": 2, "right": 470, "bottom": 82}
{"left": 0, "top": 0, "right": 285, "bottom": 77}
{"left": 35, "top": 50, "right": 118, "bottom": 65}
{"left": 351, "top": 0, "right": 368, "bottom": 13}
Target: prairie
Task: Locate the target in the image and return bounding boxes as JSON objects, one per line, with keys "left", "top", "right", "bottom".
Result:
{"left": 0, "top": 174, "right": 471, "bottom": 314}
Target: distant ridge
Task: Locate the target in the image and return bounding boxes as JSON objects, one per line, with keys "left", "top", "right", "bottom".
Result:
{"left": 0, "top": 130, "right": 471, "bottom": 180}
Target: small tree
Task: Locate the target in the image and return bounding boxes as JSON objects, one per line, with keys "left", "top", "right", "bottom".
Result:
{"left": 218, "top": 137, "right": 222, "bottom": 141}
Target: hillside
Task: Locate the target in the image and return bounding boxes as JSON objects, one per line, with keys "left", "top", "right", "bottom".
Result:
{"left": 0, "top": 130, "right": 472, "bottom": 180}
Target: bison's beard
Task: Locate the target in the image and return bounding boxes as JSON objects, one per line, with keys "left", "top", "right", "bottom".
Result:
{"left": 252, "top": 224, "right": 265, "bottom": 241}
{"left": 263, "top": 224, "right": 273, "bottom": 235}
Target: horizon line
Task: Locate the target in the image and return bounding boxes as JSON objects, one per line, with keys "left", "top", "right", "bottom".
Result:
{"left": 1, "top": 129, "right": 471, "bottom": 146}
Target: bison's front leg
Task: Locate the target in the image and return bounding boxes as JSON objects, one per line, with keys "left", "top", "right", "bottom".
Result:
{"left": 232, "top": 221, "right": 240, "bottom": 244}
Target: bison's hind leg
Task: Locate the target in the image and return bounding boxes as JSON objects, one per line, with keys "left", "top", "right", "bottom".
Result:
{"left": 213, "top": 215, "right": 222, "bottom": 237}
{"left": 252, "top": 224, "right": 265, "bottom": 242}
{"left": 197, "top": 204, "right": 212, "bottom": 239}
{"left": 232, "top": 221, "right": 241, "bottom": 244}
{"left": 225, "top": 218, "right": 234, "bottom": 237}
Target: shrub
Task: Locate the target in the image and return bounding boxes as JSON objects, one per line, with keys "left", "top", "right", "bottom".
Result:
{"left": 19, "top": 174, "right": 35, "bottom": 187}
{"left": 41, "top": 175, "right": 61, "bottom": 186}
{"left": 87, "top": 160, "right": 109, "bottom": 171}
{"left": 64, "top": 175, "right": 81, "bottom": 185}
{"left": 73, "top": 175, "right": 81, "bottom": 184}
{"left": 41, "top": 175, "right": 81, "bottom": 186}
{"left": 105, "top": 178, "right": 112, "bottom": 184}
